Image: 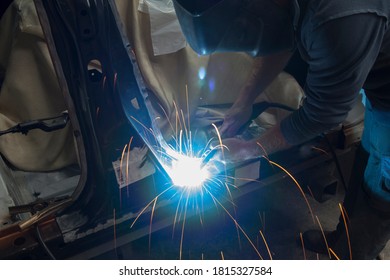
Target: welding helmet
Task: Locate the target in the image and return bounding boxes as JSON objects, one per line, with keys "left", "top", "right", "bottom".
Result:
{"left": 173, "top": 0, "right": 295, "bottom": 56}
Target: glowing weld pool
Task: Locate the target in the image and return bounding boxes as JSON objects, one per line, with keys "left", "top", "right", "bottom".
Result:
{"left": 163, "top": 149, "right": 211, "bottom": 189}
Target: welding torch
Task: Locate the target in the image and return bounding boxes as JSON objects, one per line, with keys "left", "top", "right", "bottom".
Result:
{"left": 199, "top": 101, "right": 295, "bottom": 167}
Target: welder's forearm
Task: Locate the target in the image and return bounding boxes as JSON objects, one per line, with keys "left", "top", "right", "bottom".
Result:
{"left": 254, "top": 123, "right": 292, "bottom": 157}
{"left": 235, "top": 50, "right": 293, "bottom": 107}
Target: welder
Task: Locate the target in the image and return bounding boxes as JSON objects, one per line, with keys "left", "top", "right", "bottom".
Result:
{"left": 173, "top": 0, "right": 390, "bottom": 259}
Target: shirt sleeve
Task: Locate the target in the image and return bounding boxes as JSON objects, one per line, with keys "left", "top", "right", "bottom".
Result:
{"left": 281, "top": 13, "right": 387, "bottom": 145}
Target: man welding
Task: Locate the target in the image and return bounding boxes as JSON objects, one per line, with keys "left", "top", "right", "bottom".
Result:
{"left": 173, "top": 0, "right": 390, "bottom": 259}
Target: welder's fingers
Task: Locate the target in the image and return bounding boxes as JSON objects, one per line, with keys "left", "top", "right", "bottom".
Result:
{"left": 219, "top": 105, "right": 253, "bottom": 138}
{"left": 219, "top": 121, "right": 239, "bottom": 138}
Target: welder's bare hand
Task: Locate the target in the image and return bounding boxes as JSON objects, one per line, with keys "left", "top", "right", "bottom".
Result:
{"left": 210, "top": 138, "right": 262, "bottom": 165}
{"left": 219, "top": 104, "right": 253, "bottom": 138}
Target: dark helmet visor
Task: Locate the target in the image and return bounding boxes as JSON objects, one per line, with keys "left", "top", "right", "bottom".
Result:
{"left": 173, "top": 0, "right": 295, "bottom": 56}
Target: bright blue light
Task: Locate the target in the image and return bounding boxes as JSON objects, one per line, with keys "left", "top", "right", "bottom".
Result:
{"left": 208, "top": 79, "right": 215, "bottom": 92}
{"left": 198, "top": 67, "right": 206, "bottom": 80}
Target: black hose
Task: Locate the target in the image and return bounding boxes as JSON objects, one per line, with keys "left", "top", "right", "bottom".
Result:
{"left": 251, "top": 102, "right": 348, "bottom": 192}
{"left": 321, "top": 133, "right": 348, "bottom": 192}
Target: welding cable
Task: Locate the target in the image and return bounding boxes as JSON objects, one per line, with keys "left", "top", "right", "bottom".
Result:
{"left": 321, "top": 133, "right": 348, "bottom": 192}
{"left": 250, "top": 102, "right": 348, "bottom": 193}
{"left": 35, "top": 224, "right": 56, "bottom": 260}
